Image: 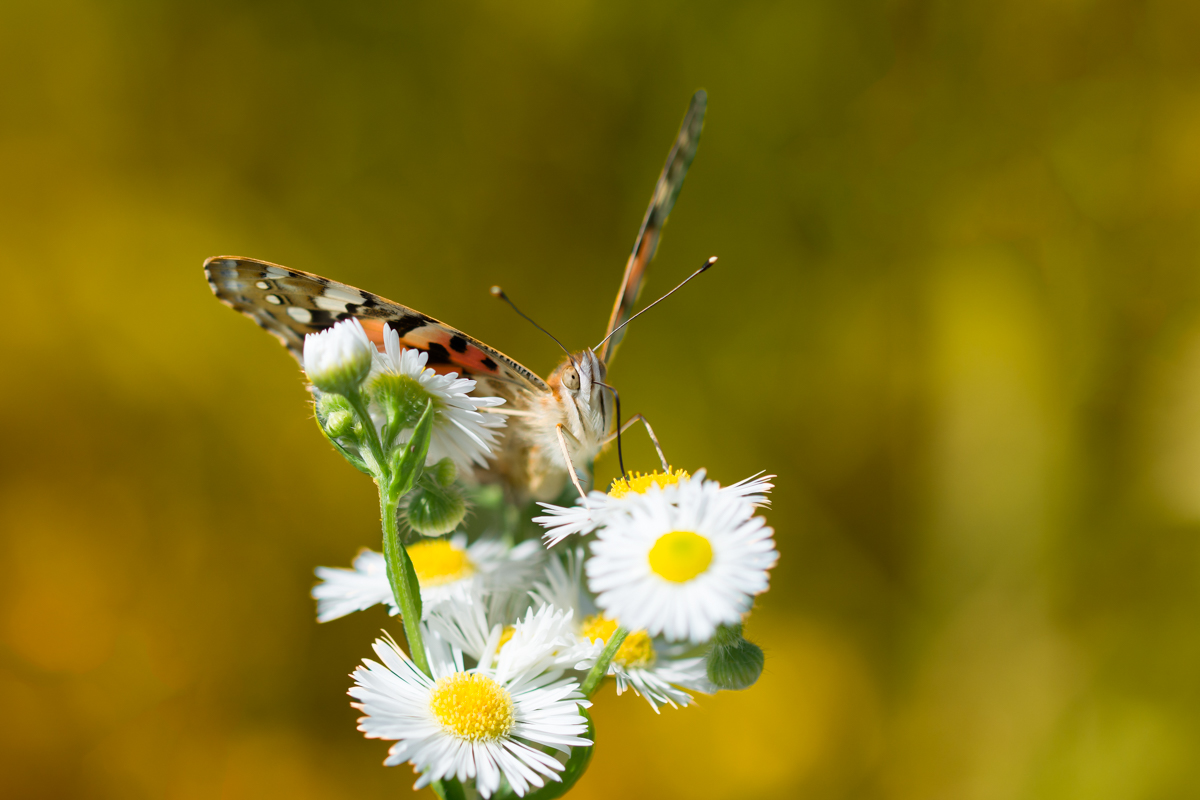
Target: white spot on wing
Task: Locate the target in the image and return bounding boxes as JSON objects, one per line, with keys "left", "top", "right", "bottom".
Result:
{"left": 287, "top": 307, "right": 313, "bottom": 323}
{"left": 265, "top": 267, "right": 290, "bottom": 279}
{"left": 314, "top": 295, "right": 349, "bottom": 312}
{"left": 255, "top": 281, "right": 270, "bottom": 290}
{"left": 265, "top": 294, "right": 283, "bottom": 305}
{"left": 321, "top": 286, "right": 366, "bottom": 304}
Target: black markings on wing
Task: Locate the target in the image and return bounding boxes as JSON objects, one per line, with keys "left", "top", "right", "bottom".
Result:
{"left": 204, "top": 255, "right": 549, "bottom": 393}
{"left": 599, "top": 90, "right": 707, "bottom": 365}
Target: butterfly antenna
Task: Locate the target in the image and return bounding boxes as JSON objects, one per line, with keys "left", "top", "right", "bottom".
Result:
{"left": 491, "top": 286, "right": 575, "bottom": 363}
{"left": 596, "top": 381, "right": 626, "bottom": 479}
{"left": 594, "top": 256, "right": 717, "bottom": 351}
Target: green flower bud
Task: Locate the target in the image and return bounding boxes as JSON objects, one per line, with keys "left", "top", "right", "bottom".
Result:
{"left": 316, "top": 394, "right": 359, "bottom": 440}
{"left": 405, "top": 480, "right": 467, "bottom": 536}
{"left": 324, "top": 409, "right": 355, "bottom": 438}
{"left": 430, "top": 457, "right": 457, "bottom": 487}
{"left": 706, "top": 623, "right": 764, "bottom": 691}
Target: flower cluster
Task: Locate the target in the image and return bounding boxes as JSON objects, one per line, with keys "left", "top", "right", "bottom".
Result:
{"left": 307, "top": 319, "right": 505, "bottom": 536}
{"left": 293, "top": 319, "right": 779, "bottom": 798}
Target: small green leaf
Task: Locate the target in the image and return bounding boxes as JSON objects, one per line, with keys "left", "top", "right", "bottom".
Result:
{"left": 389, "top": 398, "right": 435, "bottom": 497}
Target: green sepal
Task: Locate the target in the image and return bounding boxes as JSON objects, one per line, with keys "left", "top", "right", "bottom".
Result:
{"left": 519, "top": 707, "right": 595, "bottom": 800}
{"left": 388, "top": 398, "right": 435, "bottom": 498}
{"left": 372, "top": 373, "right": 433, "bottom": 453}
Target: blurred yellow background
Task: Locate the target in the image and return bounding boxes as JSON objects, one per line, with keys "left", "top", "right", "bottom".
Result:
{"left": 4, "top": 0, "right": 1200, "bottom": 797}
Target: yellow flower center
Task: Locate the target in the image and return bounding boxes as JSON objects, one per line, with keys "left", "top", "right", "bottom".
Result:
{"left": 408, "top": 540, "right": 475, "bottom": 587}
{"left": 580, "top": 614, "right": 656, "bottom": 669}
{"left": 497, "top": 625, "right": 516, "bottom": 649}
{"left": 428, "top": 673, "right": 514, "bottom": 741}
{"left": 648, "top": 531, "right": 713, "bottom": 583}
{"left": 608, "top": 468, "right": 690, "bottom": 498}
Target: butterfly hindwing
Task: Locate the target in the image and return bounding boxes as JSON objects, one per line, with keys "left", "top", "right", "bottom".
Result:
{"left": 204, "top": 256, "right": 549, "bottom": 394}
{"left": 599, "top": 90, "right": 707, "bottom": 364}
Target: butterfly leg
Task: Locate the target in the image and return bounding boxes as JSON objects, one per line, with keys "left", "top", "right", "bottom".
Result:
{"left": 555, "top": 423, "right": 591, "bottom": 507}
{"left": 602, "top": 414, "right": 669, "bottom": 472}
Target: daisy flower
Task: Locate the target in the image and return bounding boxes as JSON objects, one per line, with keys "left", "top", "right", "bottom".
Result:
{"left": 312, "top": 535, "right": 543, "bottom": 622}
{"left": 586, "top": 476, "right": 779, "bottom": 643}
{"left": 532, "top": 549, "right": 713, "bottom": 711}
{"left": 533, "top": 468, "right": 774, "bottom": 546}
{"left": 350, "top": 608, "right": 592, "bottom": 797}
{"left": 302, "top": 318, "right": 374, "bottom": 396}
{"left": 368, "top": 324, "right": 506, "bottom": 470}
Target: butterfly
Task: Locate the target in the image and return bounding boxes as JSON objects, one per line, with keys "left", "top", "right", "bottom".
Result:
{"left": 206, "top": 91, "right": 707, "bottom": 503}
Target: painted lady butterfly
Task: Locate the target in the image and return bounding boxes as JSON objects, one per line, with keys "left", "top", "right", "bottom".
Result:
{"left": 206, "top": 91, "right": 707, "bottom": 502}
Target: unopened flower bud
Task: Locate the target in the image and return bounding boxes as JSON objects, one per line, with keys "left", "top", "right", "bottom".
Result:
{"left": 706, "top": 623, "right": 764, "bottom": 691}
{"left": 324, "top": 409, "right": 355, "bottom": 438}
{"left": 303, "top": 319, "right": 374, "bottom": 396}
{"left": 405, "top": 481, "right": 467, "bottom": 536}
{"left": 430, "top": 457, "right": 457, "bottom": 487}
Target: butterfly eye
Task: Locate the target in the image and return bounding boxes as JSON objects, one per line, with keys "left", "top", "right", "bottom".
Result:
{"left": 562, "top": 366, "right": 581, "bottom": 391}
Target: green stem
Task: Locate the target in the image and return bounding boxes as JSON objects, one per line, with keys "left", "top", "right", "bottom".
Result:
{"left": 380, "top": 491, "right": 429, "bottom": 675}
{"left": 581, "top": 626, "right": 627, "bottom": 698}
{"left": 346, "top": 390, "right": 388, "bottom": 478}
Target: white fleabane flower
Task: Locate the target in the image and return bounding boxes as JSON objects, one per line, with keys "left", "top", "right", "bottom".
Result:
{"left": 369, "top": 326, "right": 506, "bottom": 469}
{"left": 312, "top": 535, "right": 543, "bottom": 622}
{"left": 586, "top": 476, "right": 779, "bottom": 643}
{"left": 350, "top": 621, "right": 592, "bottom": 797}
{"left": 534, "top": 468, "right": 775, "bottom": 547}
{"left": 303, "top": 318, "right": 374, "bottom": 395}
{"left": 532, "top": 549, "right": 713, "bottom": 711}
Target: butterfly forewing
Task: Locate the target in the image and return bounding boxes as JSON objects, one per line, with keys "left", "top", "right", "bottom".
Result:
{"left": 599, "top": 90, "right": 707, "bottom": 364}
{"left": 204, "top": 256, "right": 549, "bottom": 394}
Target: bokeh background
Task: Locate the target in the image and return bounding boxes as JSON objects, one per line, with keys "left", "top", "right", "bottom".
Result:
{"left": 4, "top": 0, "right": 1200, "bottom": 797}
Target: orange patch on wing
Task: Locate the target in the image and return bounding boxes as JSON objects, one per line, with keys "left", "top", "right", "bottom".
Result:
{"left": 359, "top": 319, "right": 389, "bottom": 348}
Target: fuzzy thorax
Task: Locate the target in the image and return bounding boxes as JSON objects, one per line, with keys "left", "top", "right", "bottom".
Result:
{"left": 516, "top": 348, "right": 615, "bottom": 499}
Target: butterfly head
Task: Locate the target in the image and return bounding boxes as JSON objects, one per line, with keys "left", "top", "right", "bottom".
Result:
{"left": 551, "top": 348, "right": 613, "bottom": 434}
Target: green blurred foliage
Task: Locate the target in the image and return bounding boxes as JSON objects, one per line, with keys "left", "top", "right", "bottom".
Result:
{"left": 4, "top": 0, "right": 1200, "bottom": 797}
